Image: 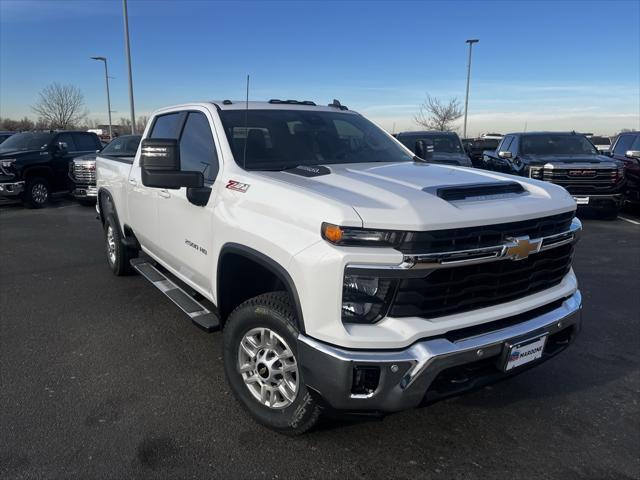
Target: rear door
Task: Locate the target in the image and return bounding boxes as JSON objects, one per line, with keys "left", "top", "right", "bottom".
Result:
{"left": 128, "top": 112, "right": 183, "bottom": 256}
{"left": 154, "top": 108, "right": 221, "bottom": 295}
{"left": 52, "top": 133, "right": 77, "bottom": 190}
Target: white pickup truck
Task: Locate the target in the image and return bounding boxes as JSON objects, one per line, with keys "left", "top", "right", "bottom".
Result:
{"left": 96, "top": 99, "right": 582, "bottom": 434}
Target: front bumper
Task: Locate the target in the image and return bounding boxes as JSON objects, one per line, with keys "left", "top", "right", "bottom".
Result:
{"left": 72, "top": 186, "right": 97, "bottom": 198}
{"left": 573, "top": 193, "right": 624, "bottom": 210}
{"left": 298, "top": 290, "right": 581, "bottom": 412}
{"left": 0, "top": 181, "right": 25, "bottom": 197}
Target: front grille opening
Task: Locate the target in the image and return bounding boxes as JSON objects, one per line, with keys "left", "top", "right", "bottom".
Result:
{"left": 351, "top": 366, "right": 380, "bottom": 396}
{"left": 390, "top": 244, "right": 573, "bottom": 319}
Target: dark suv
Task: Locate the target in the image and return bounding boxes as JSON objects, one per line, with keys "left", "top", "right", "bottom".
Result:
{"left": 609, "top": 132, "right": 640, "bottom": 204}
{"left": 482, "top": 131, "right": 625, "bottom": 217}
{"left": 0, "top": 131, "right": 102, "bottom": 207}
{"left": 395, "top": 131, "right": 472, "bottom": 167}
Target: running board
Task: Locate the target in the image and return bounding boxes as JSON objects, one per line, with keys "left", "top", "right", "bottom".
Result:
{"left": 131, "top": 259, "right": 220, "bottom": 332}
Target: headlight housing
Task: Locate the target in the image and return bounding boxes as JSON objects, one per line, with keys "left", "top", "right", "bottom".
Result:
{"left": 321, "top": 222, "right": 404, "bottom": 247}
{"left": 529, "top": 166, "right": 543, "bottom": 179}
{"left": 341, "top": 273, "right": 398, "bottom": 324}
{"left": 1, "top": 159, "right": 16, "bottom": 169}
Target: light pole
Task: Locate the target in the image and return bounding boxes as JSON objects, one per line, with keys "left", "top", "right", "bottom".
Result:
{"left": 463, "top": 39, "right": 479, "bottom": 139}
{"left": 122, "top": 0, "right": 136, "bottom": 134}
{"left": 90, "top": 56, "right": 113, "bottom": 140}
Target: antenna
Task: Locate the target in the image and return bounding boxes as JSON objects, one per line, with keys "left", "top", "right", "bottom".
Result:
{"left": 242, "top": 74, "right": 250, "bottom": 170}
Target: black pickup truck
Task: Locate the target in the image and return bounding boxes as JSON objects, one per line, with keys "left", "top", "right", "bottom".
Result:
{"left": 0, "top": 131, "right": 102, "bottom": 207}
{"left": 482, "top": 131, "right": 625, "bottom": 217}
{"left": 394, "top": 131, "right": 472, "bottom": 166}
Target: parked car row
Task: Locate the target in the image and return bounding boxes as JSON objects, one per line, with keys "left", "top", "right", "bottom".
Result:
{"left": 0, "top": 130, "right": 140, "bottom": 208}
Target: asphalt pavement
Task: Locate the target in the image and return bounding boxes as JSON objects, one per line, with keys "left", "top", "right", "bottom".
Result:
{"left": 1, "top": 199, "right": 639, "bottom": 479}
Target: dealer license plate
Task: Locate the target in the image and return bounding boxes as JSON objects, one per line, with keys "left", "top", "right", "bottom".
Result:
{"left": 573, "top": 196, "right": 590, "bottom": 205}
{"left": 503, "top": 335, "right": 547, "bottom": 371}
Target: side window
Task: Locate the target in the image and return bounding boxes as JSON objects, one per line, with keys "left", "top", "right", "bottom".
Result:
{"left": 179, "top": 112, "right": 219, "bottom": 183}
{"left": 509, "top": 136, "right": 519, "bottom": 155}
{"left": 73, "top": 133, "right": 99, "bottom": 151}
{"left": 150, "top": 112, "right": 182, "bottom": 139}
{"left": 613, "top": 134, "right": 635, "bottom": 155}
{"left": 57, "top": 133, "right": 77, "bottom": 152}
{"left": 499, "top": 136, "right": 513, "bottom": 152}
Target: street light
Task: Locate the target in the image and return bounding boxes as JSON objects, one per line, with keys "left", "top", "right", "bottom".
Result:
{"left": 463, "top": 39, "right": 479, "bottom": 139}
{"left": 90, "top": 56, "right": 113, "bottom": 141}
{"left": 122, "top": 0, "right": 136, "bottom": 134}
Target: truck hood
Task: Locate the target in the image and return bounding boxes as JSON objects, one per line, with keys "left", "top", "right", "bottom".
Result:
{"left": 259, "top": 162, "right": 575, "bottom": 231}
{"left": 522, "top": 154, "right": 613, "bottom": 164}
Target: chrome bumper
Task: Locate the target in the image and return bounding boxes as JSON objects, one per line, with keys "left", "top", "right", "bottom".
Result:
{"left": 298, "top": 290, "right": 582, "bottom": 412}
{"left": 0, "top": 181, "right": 25, "bottom": 197}
{"left": 73, "top": 186, "right": 97, "bottom": 198}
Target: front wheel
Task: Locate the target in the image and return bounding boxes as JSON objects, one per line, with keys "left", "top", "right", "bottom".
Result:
{"left": 23, "top": 177, "right": 50, "bottom": 208}
{"left": 104, "top": 215, "right": 135, "bottom": 276}
{"left": 223, "top": 292, "right": 321, "bottom": 435}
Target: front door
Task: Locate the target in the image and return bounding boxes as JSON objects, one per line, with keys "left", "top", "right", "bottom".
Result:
{"left": 155, "top": 109, "right": 221, "bottom": 296}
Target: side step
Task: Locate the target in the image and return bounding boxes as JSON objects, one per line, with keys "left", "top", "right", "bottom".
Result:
{"left": 131, "top": 259, "right": 220, "bottom": 332}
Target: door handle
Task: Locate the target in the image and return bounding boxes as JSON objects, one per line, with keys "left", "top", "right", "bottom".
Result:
{"left": 158, "top": 189, "right": 171, "bottom": 199}
{"left": 128, "top": 179, "right": 137, "bottom": 186}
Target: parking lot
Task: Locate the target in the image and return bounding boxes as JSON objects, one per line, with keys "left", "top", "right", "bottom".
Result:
{"left": 0, "top": 199, "right": 638, "bottom": 479}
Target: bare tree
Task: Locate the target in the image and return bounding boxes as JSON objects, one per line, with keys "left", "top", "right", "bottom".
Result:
{"left": 31, "top": 83, "right": 87, "bottom": 129}
{"left": 414, "top": 95, "right": 463, "bottom": 131}
{"left": 136, "top": 115, "right": 149, "bottom": 133}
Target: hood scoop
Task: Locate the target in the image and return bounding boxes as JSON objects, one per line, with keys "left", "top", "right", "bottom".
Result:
{"left": 426, "top": 182, "right": 526, "bottom": 201}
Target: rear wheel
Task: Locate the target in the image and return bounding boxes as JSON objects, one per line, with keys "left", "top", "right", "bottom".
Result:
{"left": 104, "top": 215, "right": 135, "bottom": 276}
{"left": 223, "top": 292, "right": 321, "bottom": 435}
{"left": 23, "top": 177, "right": 49, "bottom": 208}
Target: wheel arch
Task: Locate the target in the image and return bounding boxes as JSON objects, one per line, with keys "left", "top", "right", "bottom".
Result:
{"left": 22, "top": 165, "right": 54, "bottom": 181}
{"left": 217, "top": 243, "right": 305, "bottom": 332}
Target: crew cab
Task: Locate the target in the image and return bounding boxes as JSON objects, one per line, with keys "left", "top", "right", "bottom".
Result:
{"left": 608, "top": 132, "right": 640, "bottom": 204}
{"left": 483, "top": 131, "right": 625, "bottom": 217}
{"left": 395, "top": 131, "right": 472, "bottom": 167}
{"left": 70, "top": 134, "right": 141, "bottom": 204}
{"left": 96, "top": 100, "right": 582, "bottom": 434}
{"left": 0, "top": 130, "right": 102, "bottom": 207}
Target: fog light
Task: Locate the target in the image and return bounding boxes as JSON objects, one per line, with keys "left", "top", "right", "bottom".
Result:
{"left": 351, "top": 366, "right": 380, "bottom": 396}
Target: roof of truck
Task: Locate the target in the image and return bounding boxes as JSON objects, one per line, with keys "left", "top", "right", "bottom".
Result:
{"left": 209, "top": 100, "right": 355, "bottom": 113}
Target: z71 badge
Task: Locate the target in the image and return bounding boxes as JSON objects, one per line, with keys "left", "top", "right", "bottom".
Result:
{"left": 226, "top": 180, "right": 250, "bottom": 193}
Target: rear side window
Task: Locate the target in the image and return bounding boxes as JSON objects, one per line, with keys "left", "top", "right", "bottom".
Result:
{"left": 73, "top": 133, "right": 99, "bottom": 151}
{"left": 150, "top": 113, "right": 182, "bottom": 139}
{"left": 179, "top": 112, "right": 219, "bottom": 183}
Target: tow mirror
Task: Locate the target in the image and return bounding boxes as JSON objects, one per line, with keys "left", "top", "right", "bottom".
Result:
{"left": 140, "top": 138, "right": 203, "bottom": 189}
{"left": 625, "top": 150, "right": 640, "bottom": 160}
{"left": 498, "top": 150, "right": 513, "bottom": 159}
{"left": 415, "top": 140, "right": 434, "bottom": 161}
{"left": 56, "top": 141, "right": 68, "bottom": 155}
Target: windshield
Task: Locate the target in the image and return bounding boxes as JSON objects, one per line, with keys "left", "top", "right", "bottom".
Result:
{"left": 398, "top": 134, "right": 463, "bottom": 154}
{"left": 101, "top": 135, "right": 141, "bottom": 156}
{"left": 218, "top": 109, "right": 413, "bottom": 170}
{"left": 0, "top": 132, "right": 54, "bottom": 152}
{"left": 521, "top": 134, "right": 598, "bottom": 155}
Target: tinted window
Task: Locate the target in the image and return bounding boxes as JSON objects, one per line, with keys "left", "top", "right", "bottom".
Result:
{"left": 0, "top": 132, "right": 54, "bottom": 152}
{"left": 57, "top": 133, "right": 77, "bottom": 152}
{"left": 521, "top": 134, "right": 597, "bottom": 155}
{"left": 398, "top": 133, "right": 463, "bottom": 153}
{"left": 219, "top": 109, "right": 413, "bottom": 170}
{"left": 589, "top": 136, "right": 610, "bottom": 145}
{"left": 150, "top": 113, "right": 182, "bottom": 139}
{"left": 499, "top": 136, "right": 513, "bottom": 152}
{"left": 73, "top": 133, "right": 99, "bottom": 151}
{"left": 102, "top": 135, "right": 141, "bottom": 156}
{"left": 179, "top": 112, "right": 218, "bottom": 183}
{"left": 613, "top": 134, "right": 637, "bottom": 155}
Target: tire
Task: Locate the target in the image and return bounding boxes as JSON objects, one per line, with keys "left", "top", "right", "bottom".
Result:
{"left": 23, "top": 177, "right": 50, "bottom": 208}
{"left": 104, "top": 215, "right": 135, "bottom": 276}
{"left": 223, "top": 292, "right": 321, "bottom": 435}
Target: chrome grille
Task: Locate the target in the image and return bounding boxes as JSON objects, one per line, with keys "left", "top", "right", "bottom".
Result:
{"left": 72, "top": 162, "right": 96, "bottom": 184}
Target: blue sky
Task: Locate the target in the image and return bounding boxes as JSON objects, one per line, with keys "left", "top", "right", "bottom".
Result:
{"left": 1, "top": 0, "right": 638, "bottom": 136}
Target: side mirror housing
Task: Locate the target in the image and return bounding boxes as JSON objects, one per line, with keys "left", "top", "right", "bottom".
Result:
{"left": 415, "top": 140, "right": 434, "bottom": 160}
{"left": 140, "top": 138, "right": 203, "bottom": 189}
{"left": 625, "top": 150, "right": 640, "bottom": 160}
{"left": 56, "top": 141, "right": 68, "bottom": 155}
{"left": 498, "top": 150, "right": 513, "bottom": 159}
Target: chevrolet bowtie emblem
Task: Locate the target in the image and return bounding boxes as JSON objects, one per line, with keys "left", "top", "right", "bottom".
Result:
{"left": 504, "top": 236, "right": 543, "bottom": 260}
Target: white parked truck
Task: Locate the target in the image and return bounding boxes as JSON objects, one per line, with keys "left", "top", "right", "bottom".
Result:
{"left": 96, "top": 99, "right": 582, "bottom": 434}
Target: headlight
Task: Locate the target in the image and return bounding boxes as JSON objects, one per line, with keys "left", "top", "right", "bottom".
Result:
{"left": 342, "top": 273, "right": 397, "bottom": 324}
{"left": 1, "top": 159, "right": 16, "bottom": 168}
{"left": 529, "top": 166, "right": 543, "bottom": 179}
{"left": 322, "top": 222, "right": 404, "bottom": 247}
